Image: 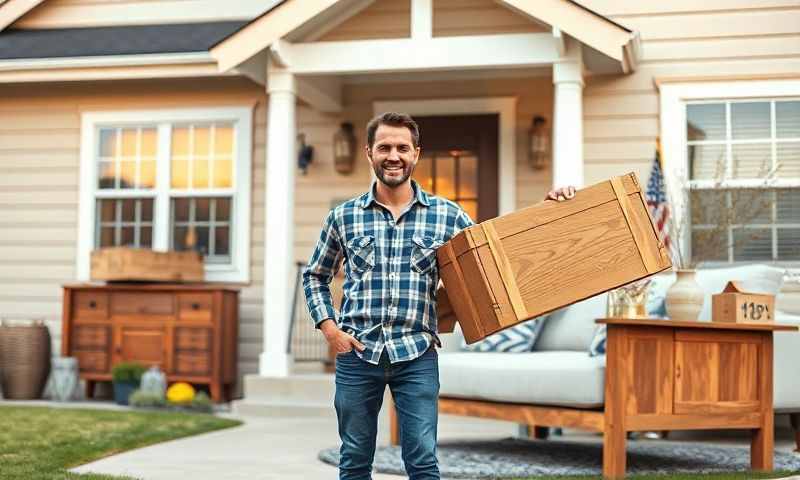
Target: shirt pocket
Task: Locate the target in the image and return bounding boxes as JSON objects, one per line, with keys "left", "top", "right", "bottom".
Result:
{"left": 410, "top": 235, "right": 444, "bottom": 274}
{"left": 345, "top": 235, "right": 376, "bottom": 275}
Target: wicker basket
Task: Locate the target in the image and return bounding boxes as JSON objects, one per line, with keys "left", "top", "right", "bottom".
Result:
{"left": 0, "top": 319, "right": 51, "bottom": 399}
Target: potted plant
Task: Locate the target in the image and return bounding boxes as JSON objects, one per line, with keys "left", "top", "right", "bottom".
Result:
{"left": 111, "top": 361, "right": 146, "bottom": 405}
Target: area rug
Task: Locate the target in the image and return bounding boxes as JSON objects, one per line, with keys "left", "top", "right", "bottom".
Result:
{"left": 318, "top": 437, "right": 800, "bottom": 478}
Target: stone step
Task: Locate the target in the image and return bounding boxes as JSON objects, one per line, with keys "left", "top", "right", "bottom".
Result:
{"left": 241, "top": 373, "right": 336, "bottom": 404}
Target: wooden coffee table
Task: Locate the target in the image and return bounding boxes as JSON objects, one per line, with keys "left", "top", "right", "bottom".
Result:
{"left": 389, "top": 317, "right": 797, "bottom": 479}
{"left": 600, "top": 317, "right": 797, "bottom": 478}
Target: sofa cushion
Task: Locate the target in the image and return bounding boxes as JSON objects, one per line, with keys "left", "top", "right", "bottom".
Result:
{"left": 439, "top": 351, "right": 605, "bottom": 408}
{"left": 460, "top": 316, "right": 547, "bottom": 353}
{"left": 536, "top": 293, "right": 607, "bottom": 351}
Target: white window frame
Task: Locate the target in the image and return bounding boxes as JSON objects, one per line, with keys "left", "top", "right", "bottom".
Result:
{"left": 660, "top": 79, "right": 800, "bottom": 272}
{"left": 77, "top": 106, "right": 253, "bottom": 283}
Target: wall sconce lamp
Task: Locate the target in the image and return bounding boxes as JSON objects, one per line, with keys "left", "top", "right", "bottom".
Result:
{"left": 528, "top": 115, "right": 550, "bottom": 170}
{"left": 333, "top": 122, "right": 356, "bottom": 175}
{"left": 297, "top": 133, "right": 314, "bottom": 175}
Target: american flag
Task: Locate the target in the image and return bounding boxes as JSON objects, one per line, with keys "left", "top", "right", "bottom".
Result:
{"left": 646, "top": 142, "right": 671, "bottom": 254}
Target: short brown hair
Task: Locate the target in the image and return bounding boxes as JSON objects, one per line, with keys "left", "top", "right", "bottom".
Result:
{"left": 366, "top": 112, "right": 420, "bottom": 149}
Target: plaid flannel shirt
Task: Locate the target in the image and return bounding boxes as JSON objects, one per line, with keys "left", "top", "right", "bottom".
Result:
{"left": 302, "top": 180, "right": 474, "bottom": 365}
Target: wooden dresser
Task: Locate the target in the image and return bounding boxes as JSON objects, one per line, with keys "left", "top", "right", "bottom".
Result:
{"left": 61, "top": 283, "right": 239, "bottom": 402}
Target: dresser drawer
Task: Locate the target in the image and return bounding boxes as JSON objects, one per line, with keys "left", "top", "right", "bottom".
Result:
{"left": 178, "top": 293, "right": 213, "bottom": 322}
{"left": 72, "top": 325, "right": 109, "bottom": 349}
{"left": 174, "top": 353, "right": 210, "bottom": 376}
{"left": 175, "top": 327, "right": 211, "bottom": 351}
{"left": 73, "top": 291, "right": 108, "bottom": 319}
{"left": 75, "top": 351, "right": 108, "bottom": 372}
{"left": 111, "top": 292, "right": 174, "bottom": 316}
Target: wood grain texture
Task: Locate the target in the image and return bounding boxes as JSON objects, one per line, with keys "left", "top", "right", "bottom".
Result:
{"left": 438, "top": 397, "right": 605, "bottom": 431}
{"left": 604, "top": 326, "right": 627, "bottom": 479}
{"left": 752, "top": 333, "right": 774, "bottom": 471}
{"left": 481, "top": 221, "right": 527, "bottom": 321}
{"left": 62, "top": 284, "right": 239, "bottom": 402}
{"left": 626, "top": 413, "right": 763, "bottom": 431}
{"left": 599, "top": 318, "right": 798, "bottom": 332}
{"left": 624, "top": 327, "right": 673, "bottom": 416}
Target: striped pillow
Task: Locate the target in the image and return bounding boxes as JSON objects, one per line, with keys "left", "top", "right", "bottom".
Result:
{"left": 461, "top": 316, "right": 547, "bottom": 353}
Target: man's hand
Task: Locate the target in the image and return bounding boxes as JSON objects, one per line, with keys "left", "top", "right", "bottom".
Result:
{"left": 319, "top": 319, "right": 366, "bottom": 354}
{"left": 545, "top": 185, "right": 576, "bottom": 202}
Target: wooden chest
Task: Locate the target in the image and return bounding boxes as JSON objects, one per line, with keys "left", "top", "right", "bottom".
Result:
{"left": 91, "top": 247, "right": 204, "bottom": 282}
{"left": 61, "top": 283, "right": 239, "bottom": 402}
{"left": 437, "top": 172, "right": 672, "bottom": 344}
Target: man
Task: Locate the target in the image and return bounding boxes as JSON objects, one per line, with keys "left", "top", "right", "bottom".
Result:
{"left": 303, "top": 112, "right": 576, "bottom": 480}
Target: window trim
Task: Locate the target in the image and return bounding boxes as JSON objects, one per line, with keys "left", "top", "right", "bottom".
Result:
{"left": 660, "top": 79, "right": 800, "bottom": 271}
{"left": 77, "top": 106, "right": 253, "bottom": 283}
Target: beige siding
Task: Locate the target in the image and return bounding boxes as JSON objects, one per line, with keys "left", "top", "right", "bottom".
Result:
{"left": 580, "top": 0, "right": 800, "bottom": 188}
{"left": 433, "top": 0, "right": 546, "bottom": 37}
{"left": 0, "top": 77, "right": 267, "bottom": 387}
{"left": 580, "top": 0, "right": 800, "bottom": 307}
{"left": 11, "top": 0, "right": 275, "bottom": 28}
{"left": 316, "top": 0, "right": 410, "bottom": 42}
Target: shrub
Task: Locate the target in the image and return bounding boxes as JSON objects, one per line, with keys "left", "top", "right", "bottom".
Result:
{"left": 190, "top": 392, "right": 213, "bottom": 413}
{"left": 111, "top": 362, "right": 147, "bottom": 384}
{"left": 129, "top": 389, "right": 167, "bottom": 408}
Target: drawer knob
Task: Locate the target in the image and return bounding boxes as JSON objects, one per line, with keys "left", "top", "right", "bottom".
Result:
{"left": 191, "top": 303, "right": 200, "bottom": 310}
{"left": 89, "top": 300, "right": 97, "bottom": 308}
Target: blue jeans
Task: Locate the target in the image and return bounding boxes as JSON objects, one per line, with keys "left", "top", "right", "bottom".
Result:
{"left": 334, "top": 347, "right": 440, "bottom": 480}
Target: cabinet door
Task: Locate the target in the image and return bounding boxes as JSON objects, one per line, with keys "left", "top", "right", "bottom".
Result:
{"left": 114, "top": 325, "right": 167, "bottom": 370}
{"left": 673, "top": 330, "right": 761, "bottom": 414}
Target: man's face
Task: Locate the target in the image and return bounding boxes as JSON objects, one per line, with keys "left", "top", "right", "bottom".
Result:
{"left": 366, "top": 124, "right": 420, "bottom": 188}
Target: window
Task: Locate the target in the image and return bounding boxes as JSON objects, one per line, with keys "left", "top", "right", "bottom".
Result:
{"left": 414, "top": 150, "right": 479, "bottom": 221}
{"left": 78, "top": 107, "right": 253, "bottom": 283}
{"left": 687, "top": 99, "right": 800, "bottom": 265}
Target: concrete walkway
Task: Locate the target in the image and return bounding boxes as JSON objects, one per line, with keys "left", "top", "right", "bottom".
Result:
{"left": 64, "top": 402, "right": 522, "bottom": 480}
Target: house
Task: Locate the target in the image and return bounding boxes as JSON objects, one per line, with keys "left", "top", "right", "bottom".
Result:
{"left": 1, "top": 0, "right": 799, "bottom": 400}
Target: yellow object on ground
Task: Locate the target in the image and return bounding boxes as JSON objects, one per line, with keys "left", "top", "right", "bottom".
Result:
{"left": 166, "top": 382, "right": 195, "bottom": 404}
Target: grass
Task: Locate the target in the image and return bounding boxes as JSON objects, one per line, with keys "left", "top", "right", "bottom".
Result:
{"left": 0, "top": 405, "right": 242, "bottom": 480}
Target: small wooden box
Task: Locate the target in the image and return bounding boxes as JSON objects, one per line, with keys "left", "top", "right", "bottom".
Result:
{"left": 437, "top": 172, "right": 672, "bottom": 344}
{"left": 91, "top": 247, "right": 204, "bottom": 282}
{"left": 712, "top": 281, "right": 775, "bottom": 323}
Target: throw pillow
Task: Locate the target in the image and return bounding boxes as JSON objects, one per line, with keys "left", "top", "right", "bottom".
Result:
{"left": 460, "top": 316, "right": 547, "bottom": 353}
{"left": 589, "top": 324, "right": 607, "bottom": 357}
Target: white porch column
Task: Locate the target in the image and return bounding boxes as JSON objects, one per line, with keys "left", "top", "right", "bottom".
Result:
{"left": 260, "top": 59, "right": 297, "bottom": 377}
{"left": 552, "top": 42, "right": 584, "bottom": 188}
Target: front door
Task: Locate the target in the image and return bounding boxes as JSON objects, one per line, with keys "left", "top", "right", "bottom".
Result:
{"left": 413, "top": 114, "right": 499, "bottom": 222}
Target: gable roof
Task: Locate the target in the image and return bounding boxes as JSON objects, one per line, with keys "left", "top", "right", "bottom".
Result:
{"left": 501, "top": 0, "right": 638, "bottom": 71}
{"left": 210, "top": 0, "right": 639, "bottom": 73}
{"left": 0, "top": 21, "right": 248, "bottom": 60}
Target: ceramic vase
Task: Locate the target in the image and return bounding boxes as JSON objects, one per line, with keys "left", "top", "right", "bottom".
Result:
{"left": 48, "top": 357, "right": 78, "bottom": 401}
{"left": 665, "top": 269, "right": 704, "bottom": 321}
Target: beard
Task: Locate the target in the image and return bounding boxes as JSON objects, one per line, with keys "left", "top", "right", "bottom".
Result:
{"left": 371, "top": 157, "right": 415, "bottom": 188}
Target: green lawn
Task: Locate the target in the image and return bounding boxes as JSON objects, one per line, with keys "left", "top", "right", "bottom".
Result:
{"left": 0, "top": 405, "right": 242, "bottom": 480}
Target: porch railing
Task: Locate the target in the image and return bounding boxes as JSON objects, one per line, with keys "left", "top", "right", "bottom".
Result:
{"left": 287, "top": 261, "right": 330, "bottom": 363}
